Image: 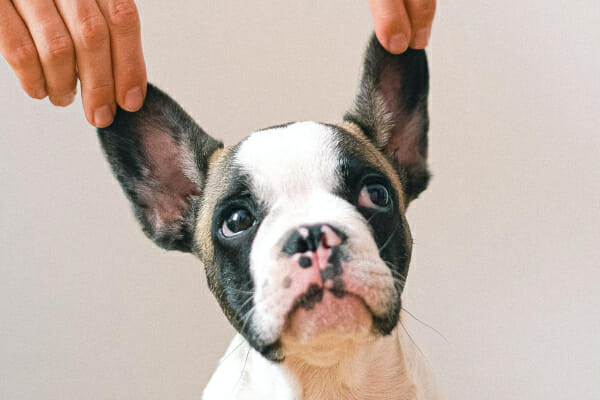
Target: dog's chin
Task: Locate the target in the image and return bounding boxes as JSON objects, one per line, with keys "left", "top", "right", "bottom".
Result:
{"left": 279, "top": 290, "right": 376, "bottom": 365}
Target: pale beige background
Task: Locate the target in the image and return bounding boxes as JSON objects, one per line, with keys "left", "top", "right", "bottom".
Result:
{"left": 1, "top": 1, "right": 599, "bottom": 399}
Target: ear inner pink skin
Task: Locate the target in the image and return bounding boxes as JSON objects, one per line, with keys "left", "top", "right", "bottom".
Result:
{"left": 379, "top": 66, "right": 425, "bottom": 168}
{"left": 140, "top": 128, "right": 200, "bottom": 230}
{"left": 385, "top": 115, "right": 424, "bottom": 167}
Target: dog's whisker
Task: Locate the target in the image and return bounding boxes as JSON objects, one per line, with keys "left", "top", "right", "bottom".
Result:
{"left": 384, "top": 264, "right": 407, "bottom": 279}
{"left": 232, "top": 303, "right": 256, "bottom": 344}
{"left": 239, "top": 306, "right": 256, "bottom": 336}
{"left": 401, "top": 307, "right": 449, "bottom": 344}
{"left": 227, "top": 287, "right": 254, "bottom": 295}
{"left": 360, "top": 267, "right": 407, "bottom": 284}
{"left": 360, "top": 272, "right": 406, "bottom": 287}
{"left": 382, "top": 263, "right": 409, "bottom": 281}
{"left": 217, "top": 337, "right": 247, "bottom": 366}
{"left": 378, "top": 226, "right": 399, "bottom": 254}
{"left": 399, "top": 320, "right": 427, "bottom": 361}
{"left": 238, "top": 294, "right": 255, "bottom": 311}
{"left": 366, "top": 209, "right": 387, "bottom": 224}
{"left": 234, "top": 346, "right": 252, "bottom": 391}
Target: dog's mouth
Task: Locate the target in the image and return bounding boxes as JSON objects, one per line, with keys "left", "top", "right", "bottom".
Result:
{"left": 289, "top": 282, "right": 370, "bottom": 312}
{"left": 282, "top": 283, "right": 376, "bottom": 343}
{"left": 251, "top": 283, "right": 398, "bottom": 362}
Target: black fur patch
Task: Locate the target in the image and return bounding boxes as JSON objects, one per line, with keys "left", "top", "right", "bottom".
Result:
{"left": 296, "top": 284, "right": 324, "bottom": 310}
{"left": 208, "top": 164, "right": 261, "bottom": 339}
{"left": 334, "top": 129, "right": 410, "bottom": 335}
{"left": 344, "top": 34, "right": 430, "bottom": 202}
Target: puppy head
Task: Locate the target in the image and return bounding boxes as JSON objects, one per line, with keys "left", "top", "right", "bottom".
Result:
{"left": 97, "top": 35, "right": 429, "bottom": 364}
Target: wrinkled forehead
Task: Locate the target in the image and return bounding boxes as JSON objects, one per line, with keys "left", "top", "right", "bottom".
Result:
{"left": 233, "top": 122, "right": 341, "bottom": 203}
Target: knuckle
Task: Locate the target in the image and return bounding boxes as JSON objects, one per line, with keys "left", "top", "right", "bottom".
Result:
{"left": 44, "top": 35, "right": 73, "bottom": 61}
{"left": 107, "top": 0, "right": 140, "bottom": 32}
{"left": 77, "top": 14, "right": 109, "bottom": 49}
{"left": 82, "top": 80, "right": 115, "bottom": 103}
{"left": 87, "top": 81, "right": 114, "bottom": 95}
{"left": 7, "top": 41, "right": 38, "bottom": 69}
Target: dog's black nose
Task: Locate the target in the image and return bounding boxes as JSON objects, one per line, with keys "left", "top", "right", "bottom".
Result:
{"left": 282, "top": 224, "right": 345, "bottom": 255}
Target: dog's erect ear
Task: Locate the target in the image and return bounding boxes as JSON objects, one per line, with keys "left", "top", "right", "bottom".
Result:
{"left": 98, "top": 84, "right": 223, "bottom": 252}
{"left": 345, "top": 34, "right": 430, "bottom": 202}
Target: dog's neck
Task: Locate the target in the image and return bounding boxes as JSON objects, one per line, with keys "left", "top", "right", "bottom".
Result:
{"left": 283, "top": 328, "right": 417, "bottom": 400}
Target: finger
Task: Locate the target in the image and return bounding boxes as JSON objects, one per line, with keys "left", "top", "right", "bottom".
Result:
{"left": 55, "top": 0, "right": 115, "bottom": 127}
{"left": 368, "top": 0, "right": 412, "bottom": 54}
{"left": 0, "top": 0, "right": 47, "bottom": 99}
{"left": 12, "top": 0, "right": 77, "bottom": 106}
{"left": 404, "top": 0, "right": 436, "bottom": 49}
{"left": 97, "top": 0, "right": 146, "bottom": 112}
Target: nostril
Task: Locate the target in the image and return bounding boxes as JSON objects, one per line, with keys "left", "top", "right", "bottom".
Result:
{"left": 282, "top": 224, "right": 346, "bottom": 255}
{"left": 282, "top": 230, "right": 309, "bottom": 255}
{"left": 296, "top": 237, "right": 309, "bottom": 253}
{"left": 306, "top": 225, "right": 323, "bottom": 252}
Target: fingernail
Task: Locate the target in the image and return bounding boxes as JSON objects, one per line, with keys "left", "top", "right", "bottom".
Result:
{"left": 53, "top": 92, "right": 76, "bottom": 107}
{"left": 94, "top": 105, "right": 114, "bottom": 127}
{"left": 124, "top": 86, "right": 144, "bottom": 111}
{"left": 413, "top": 28, "right": 431, "bottom": 48}
{"left": 389, "top": 34, "right": 408, "bottom": 54}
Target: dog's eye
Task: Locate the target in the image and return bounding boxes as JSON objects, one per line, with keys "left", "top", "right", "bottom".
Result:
{"left": 358, "top": 183, "right": 391, "bottom": 208}
{"left": 221, "top": 208, "right": 255, "bottom": 237}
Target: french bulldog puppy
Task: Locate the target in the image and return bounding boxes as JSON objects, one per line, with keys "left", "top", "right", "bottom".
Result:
{"left": 97, "top": 34, "right": 438, "bottom": 399}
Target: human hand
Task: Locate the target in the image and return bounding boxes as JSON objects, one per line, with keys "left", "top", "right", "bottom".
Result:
{"left": 0, "top": 0, "right": 146, "bottom": 127}
{"left": 368, "top": 0, "right": 436, "bottom": 53}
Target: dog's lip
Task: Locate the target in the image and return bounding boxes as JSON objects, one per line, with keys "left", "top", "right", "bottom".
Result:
{"left": 285, "top": 286, "right": 376, "bottom": 321}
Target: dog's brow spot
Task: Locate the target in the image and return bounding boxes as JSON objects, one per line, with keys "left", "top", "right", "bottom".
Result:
{"left": 282, "top": 276, "right": 292, "bottom": 289}
{"left": 299, "top": 256, "right": 312, "bottom": 268}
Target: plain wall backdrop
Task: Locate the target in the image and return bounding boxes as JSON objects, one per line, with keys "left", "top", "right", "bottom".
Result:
{"left": 1, "top": 1, "right": 599, "bottom": 399}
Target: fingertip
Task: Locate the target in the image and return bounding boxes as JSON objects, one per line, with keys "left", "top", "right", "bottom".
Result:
{"left": 410, "top": 28, "right": 431, "bottom": 49}
{"left": 388, "top": 33, "right": 409, "bottom": 54}
{"left": 89, "top": 104, "right": 115, "bottom": 128}
{"left": 121, "top": 85, "right": 144, "bottom": 111}
{"left": 49, "top": 92, "right": 76, "bottom": 107}
{"left": 84, "top": 108, "right": 96, "bottom": 127}
{"left": 375, "top": 29, "right": 409, "bottom": 54}
{"left": 373, "top": 17, "right": 411, "bottom": 54}
{"left": 27, "top": 86, "right": 48, "bottom": 100}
